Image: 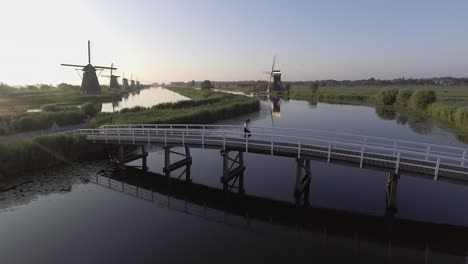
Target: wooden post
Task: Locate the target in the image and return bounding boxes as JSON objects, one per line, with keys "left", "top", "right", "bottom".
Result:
{"left": 239, "top": 152, "right": 245, "bottom": 194}
{"left": 386, "top": 172, "right": 399, "bottom": 218}
{"left": 118, "top": 145, "right": 124, "bottom": 166}
{"left": 222, "top": 150, "right": 229, "bottom": 191}
{"left": 185, "top": 146, "right": 191, "bottom": 182}
{"left": 142, "top": 145, "right": 148, "bottom": 171}
{"left": 164, "top": 146, "right": 171, "bottom": 178}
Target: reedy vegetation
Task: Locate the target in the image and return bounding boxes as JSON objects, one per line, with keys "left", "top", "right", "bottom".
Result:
{"left": 92, "top": 88, "right": 260, "bottom": 126}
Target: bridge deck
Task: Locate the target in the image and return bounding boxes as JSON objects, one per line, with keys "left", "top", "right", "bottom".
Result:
{"left": 71, "top": 125, "right": 468, "bottom": 181}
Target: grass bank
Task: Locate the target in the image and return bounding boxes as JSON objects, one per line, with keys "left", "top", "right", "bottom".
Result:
{"left": 0, "top": 134, "right": 109, "bottom": 177}
{"left": 276, "top": 85, "right": 468, "bottom": 139}
{"left": 93, "top": 88, "right": 259, "bottom": 126}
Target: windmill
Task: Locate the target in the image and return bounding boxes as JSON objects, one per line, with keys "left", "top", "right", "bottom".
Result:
{"left": 122, "top": 73, "right": 129, "bottom": 89}
{"left": 61, "top": 41, "right": 116, "bottom": 94}
{"left": 136, "top": 76, "right": 141, "bottom": 89}
{"left": 130, "top": 74, "right": 136, "bottom": 89}
{"left": 102, "top": 63, "right": 120, "bottom": 89}
{"left": 266, "top": 55, "right": 284, "bottom": 93}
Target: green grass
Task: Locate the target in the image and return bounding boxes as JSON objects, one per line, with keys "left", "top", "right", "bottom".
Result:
{"left": 93, "top": 88, "right": 260, "bottom": 126}
{"left": 0, "top": 134, "right": 108, "bottom": 177}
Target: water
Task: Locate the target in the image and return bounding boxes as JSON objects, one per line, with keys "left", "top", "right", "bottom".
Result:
{"left": 101, "top": 87, "right": 189, "bottom": 112}
{"left": 1, "top": 92, "right": 468, "bottom": 263}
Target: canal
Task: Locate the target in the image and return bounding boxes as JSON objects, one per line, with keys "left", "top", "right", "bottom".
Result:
{"left": 1, "top": 88, "right": 467, "bottom": 263}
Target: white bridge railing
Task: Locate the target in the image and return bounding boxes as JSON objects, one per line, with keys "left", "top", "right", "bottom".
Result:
{"left": 71, "top": 124, "right": 468, "bottom": 179}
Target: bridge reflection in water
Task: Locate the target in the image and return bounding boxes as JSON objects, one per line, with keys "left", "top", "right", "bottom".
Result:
{"left": 93, "top": 167, "right": 468, "bottom": 263}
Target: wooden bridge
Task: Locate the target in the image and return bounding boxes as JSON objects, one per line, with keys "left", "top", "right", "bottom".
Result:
{"left": 70, "top": 124, "right": 468, "bottom": 215}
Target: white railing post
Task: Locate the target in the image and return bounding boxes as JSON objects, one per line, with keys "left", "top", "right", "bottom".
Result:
{"left": 147, "top": 129, "right": 150, "bottom": 146}
{"left": 434, "top": 157, "right": 440, "bottom": 180}
{"left": 105, "top": 130, "right": 108, "bottom": 144}
{"left": 360, "top": 147, "right": 364, "bottom": 168}
{"left": 223, "top": 133, "right": 226, "bottom": 150}
{"left": 271, "top": 137, "right": 274, "bottom": 155}
{"left": 426, "top": 145, "right": 430, "bottom": 161}
{"left": 182, "top": 131, "right": 185, "bottom": 147}
{"left": 246, "top": 135, "right": 249, "bottom": 153}
{"left": 298, "top": 142, "right": 301, "bottom": 158}
{"left": 170, "top": 125, "right": 173, "bottom": 135}
{"left": 132, "top": 129, "right": 135, "bottom": 145}
{"left": 164, "top": 130, "right": 167, "bottom": 146}
{"left": 395, "top": 151, "right": 400, "bottom": 174}
{"left": 327, "top": 142, "right": 331, "bottom": 163}
{"left": 462, "top": 150, "right": 467, "bottom": 167}
{"left": 92, "top": 129, "right": 95, "bottom": 143}
{"left": 202, "top": 128, "right": 205, "bottom": 148}
{"left": 118, "top": 128, "right": 121, "bottom": 144}
{"left": 393, "top": 140, "right": 397, "bottom": 156}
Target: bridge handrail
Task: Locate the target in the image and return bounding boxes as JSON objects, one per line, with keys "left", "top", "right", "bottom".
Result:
{"left": 77, "top": 127, "right": 468, "bottom": 168}
{"left": 97, "top": 124, "right": 468, "bottom": 160}
{"left": 98, "top": 124, "right": 468, "bottom": 153}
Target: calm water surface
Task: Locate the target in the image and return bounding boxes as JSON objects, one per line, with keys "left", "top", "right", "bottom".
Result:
{"left": 101, "top": 87, "right": 189, "bottom": 112}
{"left": 1, "top": 92, "right": 468, "bottom": 263}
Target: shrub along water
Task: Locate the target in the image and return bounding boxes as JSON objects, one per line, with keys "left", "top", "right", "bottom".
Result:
{"left": 376, "top": 88, "right": 399, "bottom": 105}
{"left": 0, "top": 134, "right": 108, "bottom": 177}
{"left": 93, "top": 89, "right": 260, "bottom": 126}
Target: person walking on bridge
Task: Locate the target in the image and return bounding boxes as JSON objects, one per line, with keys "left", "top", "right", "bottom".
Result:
{"left": 244, "top": 118, "right": 252, "bottom": 138}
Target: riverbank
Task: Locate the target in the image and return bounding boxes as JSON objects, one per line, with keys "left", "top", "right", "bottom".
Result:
{"left": 0, "top": 83, "right": 145, "bottom": 135}
{"left": 273, "top": 86, "right": 468, "bottom": 139}
{"left": 92, "top": 88, "right": 260, "bottom": 126}
{"left": 0, "top": 134, "right": 109, "bottom": 179}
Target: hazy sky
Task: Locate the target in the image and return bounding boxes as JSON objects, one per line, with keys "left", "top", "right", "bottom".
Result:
{"left": 1, "top": 0, "right": 467, "bottom": 85}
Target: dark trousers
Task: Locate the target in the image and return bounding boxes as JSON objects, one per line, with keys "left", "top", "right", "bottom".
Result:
{"left": 244, "top": 128, "right": 251, "bottom": 138}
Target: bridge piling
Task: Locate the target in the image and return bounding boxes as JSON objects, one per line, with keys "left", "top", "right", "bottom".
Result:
{"left": 163, "top": 146, "right": 192, "bottom": 181}
{"left": 221, "top": 150, "right": 245, "bottom": 194}
{"left": 386, "top": 172, "right": 399, "bottom": 218}
{"left": 295, "top": 158, "right": 311, "bottom": 203}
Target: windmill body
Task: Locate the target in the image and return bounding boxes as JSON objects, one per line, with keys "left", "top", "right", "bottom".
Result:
{"left": 61, "top": 41, "right": 116, "bottom": 94}
{"left": 122, "top": 78, "right": 129, "bottom": 89}
{"left": 266, "top": 55, "right": 285, "bottom": 93}
{"left": 103, "top": 63, "right": 120, "bottom": 89}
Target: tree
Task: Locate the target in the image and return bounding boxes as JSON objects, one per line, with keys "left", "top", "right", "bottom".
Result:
{"left": 309, "top": 82, "right": 319, "bottom": 93}
{"left": 200, "top": 80, "right": 213, "bottom": 90}
{"left": 191, "top": 80, "right": 195, "bottom": 87}
{"left": 285, "top": 83, "right": 291, "bottom": 91}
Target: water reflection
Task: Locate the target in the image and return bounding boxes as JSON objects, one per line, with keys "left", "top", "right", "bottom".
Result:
{"left": 101, "top": 87, "right": 189, "bottom": 112}
{"left": 91, "top": 167, "right": 468, "bottom": 261}
{"left": 269, "top": 95, "right": 281, "bottom": 117}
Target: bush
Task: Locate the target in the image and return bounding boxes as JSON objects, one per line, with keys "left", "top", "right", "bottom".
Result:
{"left": 81, "top": 102, "right": 101, "bottom": 117}
{"left": 41, "top": 104, "right": 61, "bottom": 112}
{"left": 200, "top": 80, "right": 214, "bottom": 90}
{"left": 409, "top": 89, "right": 437, "bottom": 110}
{"left": 454, "top": 106, "right": 468, "bottom": 128}
{"left": 376, "top": 88, "right": 398, "bottom": 105}
{"left": 396, "top": 89, "right": 413, "bottom": 106}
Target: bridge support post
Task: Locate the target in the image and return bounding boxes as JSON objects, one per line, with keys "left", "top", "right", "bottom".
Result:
{"left": 386, "top": 172, "right": 399, "bottom": 218}
{"left": 142, "top": 145, "right": 148, "bottom": 171}
{"left": 116, "top": 145, "right": 148, "bottom": 170}
{"left": 295, "top": 158, "right": 311, "bottom": 206}
{"left": 163, "top": 146, "right": 192, "bottom": 182}
{"left": 220, "top": 150, "right": 245, "bottom": 194}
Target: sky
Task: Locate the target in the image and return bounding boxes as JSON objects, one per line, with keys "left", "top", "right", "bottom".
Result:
{"left": 0, "top": 0, "right": 467, "bottom": 86}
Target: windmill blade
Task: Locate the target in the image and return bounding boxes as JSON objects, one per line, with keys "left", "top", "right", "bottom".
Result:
{"left": 88, "top": 40, "right": 91, "bottom": 64}
{"left": 94, "top": 66, "right": 117, "bottom": 70}
{"left": 110, "top": 63, "right": 113, "bottom": 76}
{"left": 271, "top": 55, "right": 276, "bottom": 72}
{"left": 74, "top": 69, "right": 83, "bottom": 80}
{"left": 61, "top": 64, "right": 86, "bottom": 68}
{"left": 97, "top": 69, "right": 104, "bottom": 78}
